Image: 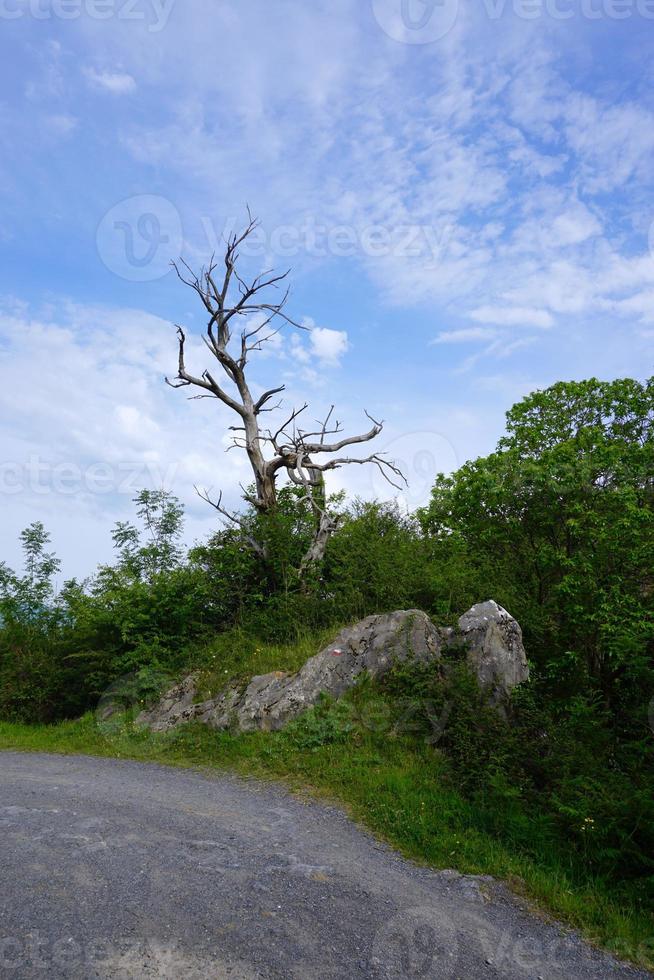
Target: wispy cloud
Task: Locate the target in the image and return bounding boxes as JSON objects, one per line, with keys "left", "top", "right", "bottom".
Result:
{"left": 470, "top": 307, "right": 554, "bottom": 329}
{"left": 84, "top": 68, "right": 136, "bottom": 94}
{"left": 432, "top": 327, "right": 498, "bottom": 344}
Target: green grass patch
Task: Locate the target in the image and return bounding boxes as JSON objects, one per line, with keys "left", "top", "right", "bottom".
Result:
{"left": 1, "top": 693, "right": 653, "bottom": 973}
{"left": 188, "top": 625, "right": 345, "bottom": 701}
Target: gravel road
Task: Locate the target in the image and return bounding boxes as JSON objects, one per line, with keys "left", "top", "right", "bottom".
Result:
{"left": 0, "top": 752, "right": 649, "bottom": 979}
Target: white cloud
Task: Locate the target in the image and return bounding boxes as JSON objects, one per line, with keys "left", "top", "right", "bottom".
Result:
{"left": 309, "top": 327, "right": 349, "bottom": 365}
{"left": 63, "top": 3, "right": 651, "bottom": 353}
{"left": 114, "top": 404, "right": 160, "bottom": 444}
{"left": 550, "top": 207, "right": 602, "bottom": 247}
{"left": 602, "top": 289, "right": 654, "bottom": 326}
{"left": 288, "top": 324, "right": 349, "bottom": 369}
{"left": 433, "top": 327, "right": 497, "bottom": 344}
{"left": 84, "top": 69, "right": 136, "bottom": 94}
{"left": 0, "top": 303, "right": 233, "bottom": 574}
{"left": 470, "top": 306, "right": 554, "bottom": 329}
{"left": 290, "top": 332, "right": 311, "bottom": 364}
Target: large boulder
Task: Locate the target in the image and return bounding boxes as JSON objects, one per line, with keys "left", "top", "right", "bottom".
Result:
{"left": 137, "top": 610, "right": 442, "bottom": 734}
{"left": 228, "top": 609, "right": 443, "bottom": 732}
{"left": 457, "top": 600, "right": 529, "bottom": 703}
{"left": 135, "top": 603, "right": 529, "bottom": 735}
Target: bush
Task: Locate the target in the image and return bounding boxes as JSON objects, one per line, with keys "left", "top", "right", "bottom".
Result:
{"left": 384, "top": 658, "right": 654, "bottom": 902}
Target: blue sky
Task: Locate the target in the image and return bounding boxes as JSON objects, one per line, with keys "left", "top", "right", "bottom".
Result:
{"left": 1, "top": 0, "right": 653, "bottom": 578}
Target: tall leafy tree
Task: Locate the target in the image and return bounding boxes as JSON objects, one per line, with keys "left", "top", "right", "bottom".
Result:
{"left": 111, "top": 489, "right": 185, "bottom": 582}
{"left": 0, "top": 523, "right": 63, "bottom": 722}
{"left": 0, "top": 522, "right": 60, "bottom": 630}
{"left": 421, "top": 378, "right": 654, "bottom": 698}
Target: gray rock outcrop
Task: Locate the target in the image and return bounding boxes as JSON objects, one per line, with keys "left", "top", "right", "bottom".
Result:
{"left": 138, "top": 610, "right": 442, "bottom": 734}
{"left": 232, "top": 608, "right": 442, "bottom": 732}
{"left": 135, "top": 672, "right": 201, "bottom": 733}
{"left": 135, "top": 602, "right": 529, "bottom": 735}
{"left": 457, "top": 599, "right": 529, "bottom": 703}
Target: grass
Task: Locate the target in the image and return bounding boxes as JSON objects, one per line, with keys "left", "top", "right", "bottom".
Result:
{"left": 2, "top": 690, "right": 653, "bottom": 973}
{"left": 189, "top": 625, "right": 340, "bottom": 701}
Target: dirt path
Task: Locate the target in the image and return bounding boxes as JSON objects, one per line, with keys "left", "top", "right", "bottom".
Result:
{"left": 0, "top": 752, "right": 648, "bottom": 979}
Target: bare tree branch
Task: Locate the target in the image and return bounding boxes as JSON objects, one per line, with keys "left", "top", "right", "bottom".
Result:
{"left": 194, "top": 486, "right": 267, "bottom": 561}
{"left": 167, "top": 212, "right": 405, "bottom": 578}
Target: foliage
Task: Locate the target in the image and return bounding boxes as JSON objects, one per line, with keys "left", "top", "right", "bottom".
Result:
{"left": 0, "top": 522, "right": 61, "bottom": 625}
{"left": 420, "top": 377, "right": 654, "bottom": 698}
{"left": 0, "top": 495, "right": 220, "bottom": 720}
{"left": 385, "top": 661, "right": 654, "bottom": 903}
{"left": 111, "top": 488, "right": 185, "bottom": 581}
{"left": 324, "top": 500, "right": 433, "bottom": 618}
{"left": 0, "top": 523, "right": 67, "bottom": 722}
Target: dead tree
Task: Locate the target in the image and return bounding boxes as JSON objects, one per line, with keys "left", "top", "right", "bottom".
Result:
{"left": 166, "top": 212, "right": 405, "bottom": 578}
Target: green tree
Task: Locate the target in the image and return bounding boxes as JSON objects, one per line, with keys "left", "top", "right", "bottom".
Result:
{"left": 0, "top": 522, "right": 60, "bottom": 632}
{"left": 421, "top": 377, "right": 654, "bottom": 699}
{"left": 0, "top": 523, "right": 65, "bottom": 722}
{"left": 111, "top": 489, "right": 185, "bottom": 581}
{"left": 37, "top": 492, "right": 218, "bottom": 713}
{"left": 324, "top": 500, "right": 432, "bottom": 619}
